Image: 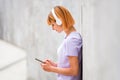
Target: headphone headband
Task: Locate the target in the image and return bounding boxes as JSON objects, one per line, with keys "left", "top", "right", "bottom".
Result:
{"left": 51, "top": 8, "right": 62, "bottom": 25}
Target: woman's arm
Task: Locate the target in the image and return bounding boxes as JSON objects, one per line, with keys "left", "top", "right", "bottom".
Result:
{"left": 41, "top": 56, "right": 79, "bottom": 76}
{"left": 51, "top": 56, "right": 79, "bottom": 76}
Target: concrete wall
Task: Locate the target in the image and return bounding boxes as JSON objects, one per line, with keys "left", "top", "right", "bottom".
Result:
{"left": 0, "top": 0, "right": 4, "bottom": 39}
{"left": 0, "top": 0, "right": 120, "bottom": 80}
{"left": 82, "top": 0, "right": 120, "bottom": 80}
{"left": 0, "top": 0, "right": 81, "bottom": 80}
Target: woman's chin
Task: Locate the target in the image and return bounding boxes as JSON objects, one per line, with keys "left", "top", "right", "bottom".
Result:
{"left": 57, "top": 31, "right": 62, "bottom": 33}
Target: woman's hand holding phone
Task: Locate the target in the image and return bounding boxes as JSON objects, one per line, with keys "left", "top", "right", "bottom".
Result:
{"left": 40, "top": 59, "right": 53, "bottom": 72}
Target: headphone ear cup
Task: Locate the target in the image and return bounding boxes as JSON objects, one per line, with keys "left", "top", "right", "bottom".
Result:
{"left": 56, "top": 18, "right": 62, "bottom": 25}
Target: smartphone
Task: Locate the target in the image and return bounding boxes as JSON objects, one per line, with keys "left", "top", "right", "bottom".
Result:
{"left": 35, "top": 58, "right": 45, "bottom": 64}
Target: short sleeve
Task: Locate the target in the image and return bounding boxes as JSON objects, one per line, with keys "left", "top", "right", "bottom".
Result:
{"left": 65, "top": 37, "right": 82, "bottom": 57}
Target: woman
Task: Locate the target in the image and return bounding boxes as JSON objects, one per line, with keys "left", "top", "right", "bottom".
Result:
{"left": 41, "top": 6, "right": 82, "bottom": 80}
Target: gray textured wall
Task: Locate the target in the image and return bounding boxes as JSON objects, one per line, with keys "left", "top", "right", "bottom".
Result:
{"left": 82, "top": 0, "right": 120, "bottom": 80}
{"left": 0, "top": 0, "right": 120, "bottom": 80}
{"left": 0, "top": 0, "right": 81, "bottom": 80}
{"left": 0, "top": 0, "right": 4, "bottom": 39}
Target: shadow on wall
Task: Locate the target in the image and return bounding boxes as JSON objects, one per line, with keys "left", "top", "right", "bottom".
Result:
{"left": 0, "top": 15, "right": 3, "bottom": 39}
{"left": 0, "top": 40, "right": 27, "bottom": 80}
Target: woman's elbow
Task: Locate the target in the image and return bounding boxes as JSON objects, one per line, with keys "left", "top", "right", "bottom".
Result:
{"left": 71, "top": 69, "right": 79, "bottom": 76}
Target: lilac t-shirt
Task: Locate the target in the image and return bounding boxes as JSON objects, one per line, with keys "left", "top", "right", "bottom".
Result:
{"left": 57, "top": 31, "right": 82, "bottom": 80}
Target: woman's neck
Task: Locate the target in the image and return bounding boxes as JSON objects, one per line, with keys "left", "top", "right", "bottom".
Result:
{"left": 64, "top": 26, "right": 76, "bottom": 38}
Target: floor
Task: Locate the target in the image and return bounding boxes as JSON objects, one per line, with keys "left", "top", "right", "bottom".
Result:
{"left": 0, "top": 40, "right": 27, "bottom": 80}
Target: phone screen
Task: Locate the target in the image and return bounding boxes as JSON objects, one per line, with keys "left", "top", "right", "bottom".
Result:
{"left": 35, "top": 58, "right": 45, "bottom": 63}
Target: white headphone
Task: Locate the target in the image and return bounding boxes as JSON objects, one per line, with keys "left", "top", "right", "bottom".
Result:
{"left": 51, "top": 8, "right": 62, "bottom": 25}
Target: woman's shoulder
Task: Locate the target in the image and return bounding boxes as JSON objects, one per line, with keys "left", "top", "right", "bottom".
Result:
{"left": 68, "top": 32, "right": 82, "bottom": 40}
{"left": 66, "top": 31, "right": 82, "bottom": 43}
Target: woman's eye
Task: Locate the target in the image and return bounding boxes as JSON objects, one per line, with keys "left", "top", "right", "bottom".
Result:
{"left": 52, "top": 24, "right": 54, "bottom": 26}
